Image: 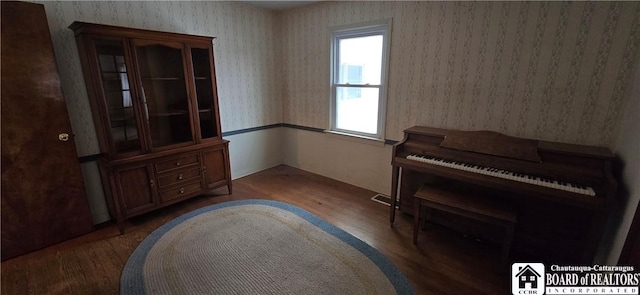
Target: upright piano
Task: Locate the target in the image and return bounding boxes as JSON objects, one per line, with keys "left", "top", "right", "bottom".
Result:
{"left": 390, "top": 126, "right": 617, "bottom": 263}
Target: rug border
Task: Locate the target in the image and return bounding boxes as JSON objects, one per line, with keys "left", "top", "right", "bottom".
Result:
{"left": 120, "top": 199, "right": 415, "bottom": 295}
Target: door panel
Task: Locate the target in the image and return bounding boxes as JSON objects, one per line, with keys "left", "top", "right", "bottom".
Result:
{"left": 94, "top": 38, "right": 143, "bottom": 154}
{"left": 117, "top": 165, "right": 156, "bottom": 215}
{"left": 133, "top": 41, "right": 194, "bottom": 149}
{"left": 190, "top": 47, "right": 219, "bottom": 140}
{"left": 1, "top": 1, "right": 93, "bottom": 260}
{"left": 202, "top": 148, "right": 227, "bottom": 189}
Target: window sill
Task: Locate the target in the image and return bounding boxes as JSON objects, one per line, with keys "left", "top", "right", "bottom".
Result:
{"left": 324, "top": 130, "right": 386, "bottom": 147}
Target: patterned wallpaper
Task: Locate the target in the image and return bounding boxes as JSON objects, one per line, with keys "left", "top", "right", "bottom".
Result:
{"left": 35, "top": 1, "right": 640, "bottom": 156}
{"left": 280, "top": 1, "right": 640, "bottom": 147}
{"left": 38, "top": 1, "right": 283, "bottom": 156}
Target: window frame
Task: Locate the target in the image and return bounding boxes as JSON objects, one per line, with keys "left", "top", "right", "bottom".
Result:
{"left": 329, "top": 19, "right": 392, "bottom": 140}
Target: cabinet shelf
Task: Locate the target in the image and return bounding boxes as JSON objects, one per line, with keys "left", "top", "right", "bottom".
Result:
{"left": 142, "top": 77, "right": 182, "bottom": 81}
{"left": 104, "top": 89, "right": 131, "bottom": 94}
{"left": 102, "top": 71, "right": 127, "bottom": 75}
{"left": 109, "top": 106, "right": 133, "bottom": 110}
{"left": 102, "top": 77, "right": 128, "bottom": 81}
{"left": 148, "top": 108, "right": 210, "bottom": 117}
{"left": 110, "top": 117, "right": 135, "bottom": 122}
{"left": 150, "top": 111, "right": 188, "bottom": 117}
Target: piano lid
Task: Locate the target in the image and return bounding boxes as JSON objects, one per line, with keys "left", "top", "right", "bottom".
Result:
{"left": 399, "top": 126, "right": 615, "bottom": 160}
{"left": 439, "top": 130, "right": 541, "bottom": 163}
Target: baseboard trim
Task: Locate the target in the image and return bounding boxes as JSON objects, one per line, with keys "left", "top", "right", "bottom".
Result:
{"left": 222, "top": 123, "right": 282, "bottom": 137}
{"left": 222, "top": 123, "right": 325, "bottom": 137}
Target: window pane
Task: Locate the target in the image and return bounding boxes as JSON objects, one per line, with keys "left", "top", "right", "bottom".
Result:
{"left": 336, "top": 86, "right": 379, "bottom": 134}
{"left": 98, "top": 55, "right": 116, "bottom": 72}
{"left": 337, "top": 35, "right": 383, "bottom": 85}
{"left": 191, "top": 47, "right": 218, "bottom": 139}
{"left": 136, "top": 44, "right": 193, "bottom": 148}
{"left": 95, "top": 39, "right": 141, "bottom": 154}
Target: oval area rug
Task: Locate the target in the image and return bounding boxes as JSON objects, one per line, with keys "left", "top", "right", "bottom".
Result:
{"left": 121, "top": 199, "right": 414, "bottom": 294}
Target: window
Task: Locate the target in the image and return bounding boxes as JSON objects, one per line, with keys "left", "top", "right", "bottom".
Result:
{"left": 330, "top": 19, "right": 391, "bottom": 139}
{"left": 341, "top": 64, "right": 363, "bottom": 98}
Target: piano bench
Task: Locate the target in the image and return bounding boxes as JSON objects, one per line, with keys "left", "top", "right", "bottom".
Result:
{"left": 412, "top": 184, "right": 517, "bottom": 270}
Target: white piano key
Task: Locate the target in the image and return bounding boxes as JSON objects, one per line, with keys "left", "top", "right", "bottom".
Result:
{"left": 405, "top": 154, "right": 596, "bottom": 197}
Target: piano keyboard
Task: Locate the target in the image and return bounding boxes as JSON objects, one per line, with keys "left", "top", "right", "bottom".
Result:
{"left": 406, "top": 154, "right": 596, "bottom": 196}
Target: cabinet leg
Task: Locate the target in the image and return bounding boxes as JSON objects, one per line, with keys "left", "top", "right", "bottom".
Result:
{"left": 116, "top": 217, "right": 125, "bottom": 235}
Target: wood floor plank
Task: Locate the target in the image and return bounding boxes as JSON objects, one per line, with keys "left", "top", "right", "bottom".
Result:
{"left": 1, "top": 165, "right": 508, "bottom": 294}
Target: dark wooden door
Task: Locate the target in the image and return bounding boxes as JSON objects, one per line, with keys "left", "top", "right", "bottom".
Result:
{"left": 1, "top": 1, "right": 94, "bottom": 260}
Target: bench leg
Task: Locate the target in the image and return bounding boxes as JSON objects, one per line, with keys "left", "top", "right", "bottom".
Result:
{"left": 413, "top": 199, "right": 422, "bottom": 244}
{"left": 498, "top": 223, "right": 516, "bottom": 272}
{"left": 423, "top": 207, "right": 432, "bottom": 230}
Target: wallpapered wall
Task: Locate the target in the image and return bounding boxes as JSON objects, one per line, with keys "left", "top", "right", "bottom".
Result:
{"left": 38, "top": 1, "right": 640, "bottom": 155}
{"left": 38, "top": 1, "right": 283, "bottom": 157}
{"left": 280, "top": 1, "right": 640, "bottom": 147}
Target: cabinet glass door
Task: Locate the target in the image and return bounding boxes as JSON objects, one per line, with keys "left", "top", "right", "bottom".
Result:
{"left": 134, "top": 42, "right": 193, "bottom": 148}
{"left": 191, "top": 48, "right": 218, "bottom": 139}
{"left": 95, "top": 39, "right": 141, "bottom": 154}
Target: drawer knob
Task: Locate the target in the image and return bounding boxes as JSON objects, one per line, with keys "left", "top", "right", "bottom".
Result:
{"left": 177, "top": 174, "right": 183, "bottom": 180}
{"left": 179, "top": 188, "right": 185, "bottom": 194}
{"left": 176, "top": 162, "right": 181, "bottom": 166}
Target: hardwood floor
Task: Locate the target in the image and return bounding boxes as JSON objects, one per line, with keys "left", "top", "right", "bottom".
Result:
{"left": 1, "top": 165, "right": 509, "bottom": 294}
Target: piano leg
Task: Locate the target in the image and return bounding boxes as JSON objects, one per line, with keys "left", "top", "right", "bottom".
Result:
{"left": 413, "top": 197, "right": 421, "bottom": 244}
{"left": 582, "top": 210, "right": 608, "bottom": 263}
{"left": 390, "top": 165, "right": 400, "bottom": 226}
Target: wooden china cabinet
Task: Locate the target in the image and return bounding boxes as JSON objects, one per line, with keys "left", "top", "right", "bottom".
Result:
{"left": 70, "top": 22, "right": 231, "bottom": 233}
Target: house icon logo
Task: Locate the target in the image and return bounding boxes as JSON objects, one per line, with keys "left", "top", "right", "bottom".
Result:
{"left": 512, "top": 263, "right": 545, "bottom": 294}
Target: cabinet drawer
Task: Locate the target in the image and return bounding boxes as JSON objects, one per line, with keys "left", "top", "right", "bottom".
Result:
{"left": 159, "top": 181, "right": 203, "bottom": 203}
{"left": 156, "top": 154, "right": 200, "bottom": 173}
{"left": 157, "top": 167, "right": 201, "bottom": 188}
